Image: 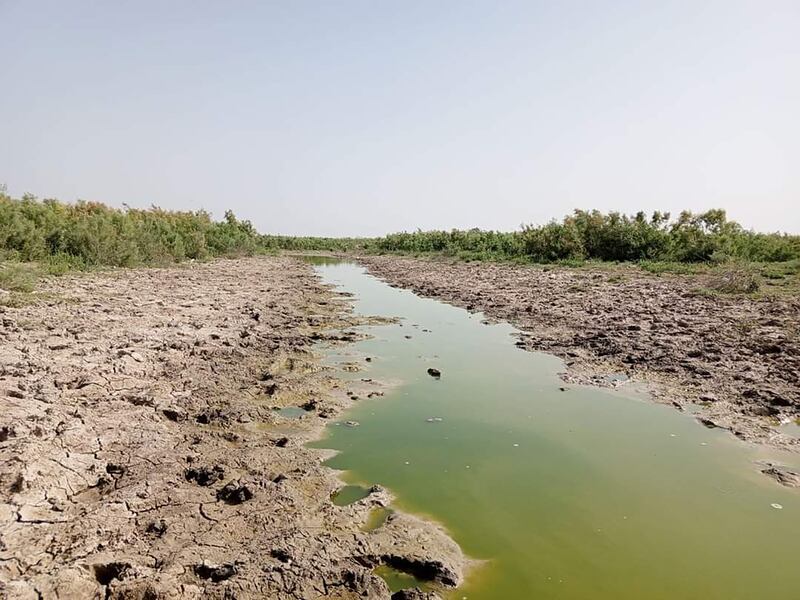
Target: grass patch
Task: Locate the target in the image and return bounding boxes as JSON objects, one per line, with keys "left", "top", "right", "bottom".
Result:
{"left": 0, "top": 263, "right": 42, "bottom": 293}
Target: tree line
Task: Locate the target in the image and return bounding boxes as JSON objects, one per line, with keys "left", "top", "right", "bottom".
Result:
{"left": 2, "top": 190, "right": 797, "bottom": 270}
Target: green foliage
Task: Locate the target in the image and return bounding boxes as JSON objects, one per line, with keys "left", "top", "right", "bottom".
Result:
{"left": 261, "top": 235, "right": 374, "bottom": 252}
{"left": 0, "top": 192, "right": 263, "bottom": 270}
{"left": 373, "top": 209, "right": 800, "bottom": 265}
{"left": 0, "top": 262, "right": 41, "bottom": 292}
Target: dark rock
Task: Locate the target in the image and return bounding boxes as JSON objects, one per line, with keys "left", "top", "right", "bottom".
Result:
{"left": 270, "top": 548, "right": 291, "bottom": 563}
{"left": 0, "top": 425, "right": 15, "bottom": 442}
{"left": 760, "top": 463, "right": 800, "bottom": 488}
{"left": 300, "top": 399, "right": 318, "bottom": 411}
{"left": 195, "top": 409, "right": 228, "bottom": 425}
{"left": 273, "top": 436, "right": 290, "bottom": 447}
{"left": 217, "top": 481, "right": 254, "bottom": 504}
{"left": 146, "top": 519, "right": 168, "bottom": 537}
{"left": 105, "top": 463, "right": 127, "bottom": 477}
{"left": 194, "top": 563, "right": 237, "bottom": 582}
{"left": 185, "top": 465, "right": 225, "bottom": 486}
{"left": 755, "top": 343, "right": 782, "bottom": 355}
{"left": 426, "top": 368, "right": 441, "bottom": 378}
{"left": 93, "top": 561, "right": 130, "bottom": 585}
{"left": 382, "top": 555, "right": 458, "bottom": 587}
{"left": 162, "top": 408, "right": 186, "bottom": 422}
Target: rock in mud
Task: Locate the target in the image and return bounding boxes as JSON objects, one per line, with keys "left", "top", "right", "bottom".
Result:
{"left": 216, "top": 480, "right": 254, "bottom": 504}
{"left": 194, "top": 562, "right": 238, "bottom": 582}
{"left": 759, "top": 463, "right": 800, "bottom": 488}
{"left": 146, "top": 519, "right": 168, "bottom": 537}
{"left": 185, "top": 465, "right": 225, "bottom": 486}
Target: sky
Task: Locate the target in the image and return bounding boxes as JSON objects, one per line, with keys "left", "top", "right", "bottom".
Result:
{"left": 1, "top": 1, "right": 798, "bottom": 236}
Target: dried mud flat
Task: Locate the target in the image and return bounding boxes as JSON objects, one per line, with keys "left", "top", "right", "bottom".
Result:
{"left": 0, "top": 257, "right": 464, "bottom": 600}
{"left": 360, "top": 256, "right": 800, "bottom": 458}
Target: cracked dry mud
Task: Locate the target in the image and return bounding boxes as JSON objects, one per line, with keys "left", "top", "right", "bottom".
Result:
{"left": 360, "top": 255, "right": 800, "bottom": 453}
{"left": 0, "top": 257, "right": 464, "bottom": 599}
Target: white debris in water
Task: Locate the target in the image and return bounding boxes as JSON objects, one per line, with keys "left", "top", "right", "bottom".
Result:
{"left": 513, "top": 443, "right": 519, "bottom": 447}
{"left": 670, "top": 433, "right": 677, "bottom": 437}
{"left": 771, "top": 503, "right": 783, "bottom": 510}
{"left": 426, "top": 417, "right": 443, "bottom": 422}
{"left": 465, "top": 465, "right": 470, "bottom": 469}
{"left": 404, "top": 461, "right": 410, "bottom": 465}
{"left": 700, "top": 442, "right": 708, "bottom": 446}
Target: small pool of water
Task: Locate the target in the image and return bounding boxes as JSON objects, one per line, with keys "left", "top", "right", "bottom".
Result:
{"left": 373, "top": 565, "right": 434, "bottom": 593}
{"left": 307, "top": 258, "right": 800, "bottom": 600}
{"left": 331, "top": 484, "right": 372, "bottom": 506}
{"left": 273, "top": 406, "right": 308, "bottom": 419}
{"left": 363, "top": 506, "right": 394, "bottom": 531}
{"left": 779, "top": 420, "right": 800, "bottom": 439}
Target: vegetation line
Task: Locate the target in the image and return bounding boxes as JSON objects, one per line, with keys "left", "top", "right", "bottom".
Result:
{"left": 2, "top": 190, "right": 798, "bottom": 286}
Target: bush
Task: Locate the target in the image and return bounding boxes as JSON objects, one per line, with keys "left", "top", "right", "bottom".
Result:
{"left": 373, "top": 209, "right": 800, "bottom": 265}
{"left": 0, "top": 192, "right": 263, "bottom": 268}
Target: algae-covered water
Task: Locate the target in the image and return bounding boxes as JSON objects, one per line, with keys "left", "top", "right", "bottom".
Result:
{"left": 306, "top": 258, "right": 800, "bottom": 600}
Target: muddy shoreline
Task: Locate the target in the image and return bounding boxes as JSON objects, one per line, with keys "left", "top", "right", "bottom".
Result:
{"left": 0, "top": 257, "right": 463, "bottom": 599}
{"left": 358, "top": 255, "right": 800, "bottom": 456}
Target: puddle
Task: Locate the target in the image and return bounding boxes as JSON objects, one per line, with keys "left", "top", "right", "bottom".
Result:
{"left": 331, "top": 484, "right": 371, "bottom": 506}
{"left": 779, "top": 420, "right": 800, "bottom": 439}
{"left": 363, "top": 506, "right": 394, "bottom": 531}
{"left": 273, "top": 406, "right": 308, "bottom": 419}
{"left": 305, "top": 258, "right": 800, "bottom": 600}
{"left": 374, "top": 565, "right": 435, "bottom": 594}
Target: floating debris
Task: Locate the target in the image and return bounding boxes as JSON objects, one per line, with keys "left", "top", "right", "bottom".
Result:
{"left": 426, "top": 417, "right": 443, "bottom": 423}
{"left": 344, "top": 420, "right": 360, "bottom": 427}
{"left": 427, "top": 368, "right": 441, "bottom": 378}
{"left": 771, "top": 503, "right": 783, "bottom": 510}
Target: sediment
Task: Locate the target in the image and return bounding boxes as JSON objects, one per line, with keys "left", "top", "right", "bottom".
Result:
{"left": 0, "top": 256, "right": 463, "bottom": 599}
{"left": 359, "top": 255, "right": 800, "bottom": 451}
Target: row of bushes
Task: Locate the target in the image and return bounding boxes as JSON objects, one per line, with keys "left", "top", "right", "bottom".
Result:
{"left": 0, "top": 192, "right": 262, "bottom": 268}
{"left": 373, "top": 210, "right": 800, "bottom": 263}
{"left": 2, "top": 191, "right": 797, "bottom": 270}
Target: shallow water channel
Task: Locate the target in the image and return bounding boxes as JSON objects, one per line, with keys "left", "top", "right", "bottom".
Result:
{"left": 305, "top": 257, "right": 800, "bottom": 600}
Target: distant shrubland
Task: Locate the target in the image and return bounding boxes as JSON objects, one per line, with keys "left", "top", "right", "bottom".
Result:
{"left": 372, "top": 210, "right": 800, "bottom": 264}
{"left": 1, "top": 190, "right": 798, "bottom": 276}
{"left": 0, "top": 190, "right": 261, "bottom": 269}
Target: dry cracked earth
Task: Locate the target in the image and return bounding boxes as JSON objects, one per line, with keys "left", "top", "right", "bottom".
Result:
{"left": 360, "top": 255, "right": 800, "bottom": 461}
{"left": 0, "top": 257, "right": 463, "bottom": 600}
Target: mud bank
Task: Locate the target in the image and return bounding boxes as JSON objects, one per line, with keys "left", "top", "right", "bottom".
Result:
{"left": 0, "top": 257, "right": 463, "bottom": 599}
{"left": 359, "top": 256, "right": 800, "bottom": 452}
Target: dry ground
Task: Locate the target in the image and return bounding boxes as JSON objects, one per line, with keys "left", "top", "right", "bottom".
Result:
{"left": 0, "top": 257, "right": 462, "bottom": 600}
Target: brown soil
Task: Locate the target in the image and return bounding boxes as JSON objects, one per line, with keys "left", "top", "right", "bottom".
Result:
{"left": 0, "top": 257, "right": 463, "bottom": 599}
{"left": 359, "top": 255, "right": 800, "bottom": 451}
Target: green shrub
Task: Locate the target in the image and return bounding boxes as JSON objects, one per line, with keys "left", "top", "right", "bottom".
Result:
{"left": 0, "top": 192, "right": 263, "bottom": 269}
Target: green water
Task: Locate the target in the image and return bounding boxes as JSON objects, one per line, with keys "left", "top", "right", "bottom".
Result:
{"left": 307, "top": 259, "right": 800, "bottom": 600}
{"left": 331, "top": 484, "right": 372, "bottom": 506}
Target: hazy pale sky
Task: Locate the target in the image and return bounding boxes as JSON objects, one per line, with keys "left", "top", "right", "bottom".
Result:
{"left": 1, "top": 1, "right": 798, "bottom": 235}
